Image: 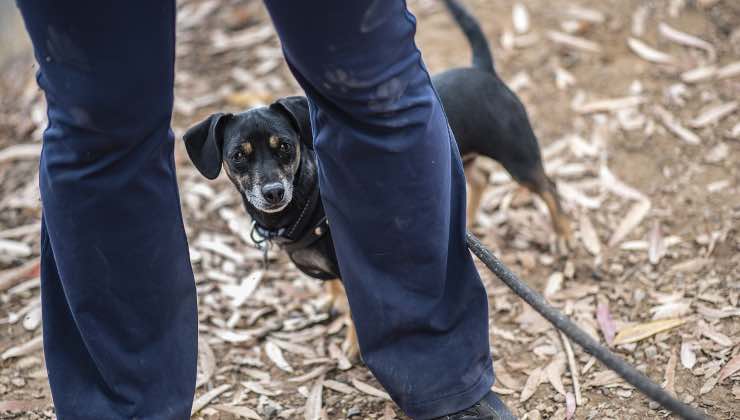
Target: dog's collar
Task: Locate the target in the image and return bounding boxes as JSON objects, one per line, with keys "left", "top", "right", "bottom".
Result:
{"left": 250, "top": 182, "right": 328, "bottom": 251}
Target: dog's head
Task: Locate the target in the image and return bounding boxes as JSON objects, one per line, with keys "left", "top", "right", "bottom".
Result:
{"left": 183, "top": 96, "right": 312, "bottom": 213}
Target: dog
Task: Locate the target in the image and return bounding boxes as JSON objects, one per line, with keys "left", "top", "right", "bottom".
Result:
{"left": 183, "top": 0, "right": 570, "bottom": 361}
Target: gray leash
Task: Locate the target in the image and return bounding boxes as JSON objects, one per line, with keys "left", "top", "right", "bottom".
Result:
{"left": 466, "top": 232, "right": 710, "bottom": 420}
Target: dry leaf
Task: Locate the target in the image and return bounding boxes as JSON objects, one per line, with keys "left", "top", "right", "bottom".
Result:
{"left": 304, "top": 377, "right": 324, "bottom": 420}
{"left": 574, "top": 96, "right": 645, "bottom": 114}
{"left": 546, "top": 357, "right": 567, "bottom": 395}
{"left": 718, "top": 353, "right": 740, "bottom": 382}
{"left": 680, "top": 341, "right": 697, "bottom": 369}
{"left": 547, "top": 31, "right": 601, "bottom": 53}
{"left": 648, "top": 221, "right": 665, "bottom": 265}
{"left": 0, "top": 258, "right": 40, "bottom": 292}
{"left": 650, "top": 301, "right": 691, "bottom": 320}
{"left": 689, "top": 101, "right": 737, "bottom": 128}
{"left": 700, "top": 375, "right": 718, "bottom": 395}
{"left": 512, "top": 3, "right": 530, "bottom": 34}
{"left": 212, "top": 404, "right": 262, "bottom": 419}
{"left": 560, "top": 333, "right": 582, "bottom": 405}
{"left": 323, "top": 380, "right": 355, "bottom": 395}
{"left": 191, "top": 384, "right": 231, "bottom": 415}
{"left": 579, "top": 213, "right": 601, "bottom": 256}
{"left": 242, "top": 381, "right": 281, "bottom": 397}
{"left": 520, "top": 367, "right": 544, "bottom": 402}
{"left": 668, "top": 258, "right": 711, "bottom": 274}
{"left": 565, "top": 392, "right": 576, "bottom": 419}
{"left": 681, "top": 66, "right": 716, "bottom": 83}
{"left": 658, "top": 22, "right": 716, "bottom": 61}
{"left": 654, "top": 106, "right": 701, "bottom": 145}
{"left": 382, "top": 403, "right": 397, "bottom": 420}
{"left": 544, "top": 272, "right": 564, "bottom": 298}
{"left": 0, "top": 144, "right": 41, "bottom": 163}
{"left": 663, "top": 348, "right": 677, "bottom": 396}
{"left": 352, "top": 379, "right": 391, "bottom": 400}
{"left": 196, "top": 336, "right": 217, "bottom": 388}
{"left": 265, "top": 341, "right": 293, "bottom": 372}
{"left": 608, "top": 200, "right": 651, "bottom": 247}
{"left": 596, "top": 304, "right": 616, "bottom": 345}
{"left": 627, "top": 37, "right": 675, "bottom": 64}
{"left": 613, "top": 318, "right": 685, "bottom": 345}
{"left": 701, "top": 326, "right": 734, "bottom": 347}
{"left": 1, "top": 335, "right": 42, "bottom": 360}
{"left": 717, "top": 61, "right": 740, "bottom": 79}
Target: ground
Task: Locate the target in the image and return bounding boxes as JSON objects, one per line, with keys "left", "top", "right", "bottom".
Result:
{"left": 0, "top": 0, "right": 738, "bottom": 419}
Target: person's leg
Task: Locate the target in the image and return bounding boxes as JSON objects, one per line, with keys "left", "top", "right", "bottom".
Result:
{"left": 263, "top": 1, "right": 494, "bottom": 418}
{"left": 16, "top": 2, "right": 197, "bottom": 419}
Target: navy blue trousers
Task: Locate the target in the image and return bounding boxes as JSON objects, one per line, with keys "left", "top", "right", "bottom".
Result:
{"left": 19, "top": 1, "right": 493, "bottom": 419}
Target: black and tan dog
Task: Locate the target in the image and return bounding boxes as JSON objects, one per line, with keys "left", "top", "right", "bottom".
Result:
{"left": 183, "top": 0, "right": 570, "bottom": 360}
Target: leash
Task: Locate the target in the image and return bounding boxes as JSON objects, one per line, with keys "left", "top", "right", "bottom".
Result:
{"left": 466, "top": 232, "right": 709, "bottom": 420}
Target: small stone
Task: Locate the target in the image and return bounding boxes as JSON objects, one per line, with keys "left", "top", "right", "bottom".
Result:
{"left": 10, "top": 377, "right": 25, "bottom": 387}
{"left": 648, "top": 401, "right": 660, "bottom": 409}
{"left": 347, "top": 405, "right": 362, "bottom": 418}
{"left": 644, "top": 345, "right": 658, "bottom": 359}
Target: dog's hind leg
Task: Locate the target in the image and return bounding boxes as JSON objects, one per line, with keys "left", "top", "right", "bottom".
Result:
{"left": 464, "top": 156, "right": 487, "bottom": 229}
{"left": 325, "top": 279, "right": 360, "bottom": 362}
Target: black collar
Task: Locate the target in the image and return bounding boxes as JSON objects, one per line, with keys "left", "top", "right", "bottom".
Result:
{"left": 250, "top": 182, "right": 329, "bottom": 253}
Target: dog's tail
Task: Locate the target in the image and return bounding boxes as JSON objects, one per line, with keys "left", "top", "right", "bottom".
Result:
{"left": 442, "top": 0, "right": 494, "bottom": 73}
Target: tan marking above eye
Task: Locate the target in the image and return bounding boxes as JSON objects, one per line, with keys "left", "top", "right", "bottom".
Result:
{"left": 269, "top": 136, "right": 279, "bottom": 148}
{"left": 242, "top": 142, "right": 253, "bottom": 154}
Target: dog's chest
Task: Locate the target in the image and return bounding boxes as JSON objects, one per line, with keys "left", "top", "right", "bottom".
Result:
{"left": 287, "top": 243, "right": 339, "bottom": 280}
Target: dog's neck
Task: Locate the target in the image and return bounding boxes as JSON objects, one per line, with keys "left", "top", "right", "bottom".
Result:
{"left": 243, "top": 148, "right": 318, "bottom": 231}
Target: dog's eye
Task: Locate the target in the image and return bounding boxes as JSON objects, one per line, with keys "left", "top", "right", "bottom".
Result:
{"left": 232, "top": 151, "right": 246, "bottom": 162}
{"left": 279, "top": 143, "right": 293, "bottom": 154}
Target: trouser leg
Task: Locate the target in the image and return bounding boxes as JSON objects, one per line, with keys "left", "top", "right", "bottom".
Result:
{"left": 263, "top": 1, "right": 494, "bottom": 418}
{"left": 16, "top": 2, "right": 197, "bottom": 419}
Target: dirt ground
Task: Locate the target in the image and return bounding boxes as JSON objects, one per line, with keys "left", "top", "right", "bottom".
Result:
{"left": 0, "top": 0, "right": 739, "bottom": 419}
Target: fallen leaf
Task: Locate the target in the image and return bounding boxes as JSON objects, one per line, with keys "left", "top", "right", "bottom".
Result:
{"left": 265, "top": 341, "right": 293, "bottom": 372}
{"left": 658, "top": 22, "right": 716, "bottom": 61}
{"left": 242, "top": 381, "right": 281, "bottom": 397}
{"left": 352, "top": 379, "right": 391, "bottom": 401}
{"left": 613, "top": 319, "right": 685, "bottom": 345}
{"left": 700, "top": 375, "right": 718, "bottom": 395}
{"left": 579, "top": 213, "right": 601, "bottom": 256}
{"left": 196, "top": 336, "right": 217, "bottom": 388}
{"left": 648, "top": 221, "right": 665, "bottom": 265}
{"left": 654, "top": 106, "right": 701, "bottom": 145}
{"left": 191, "top": 384, "right": 231, "bottom": 415}
{"left": 650, "top": 301, "right": 691, "bottom": 320}
{"left": 212, "top": 404, "right": 262, "bottom": 419}
{"left": 701, "top": 326, "right": 734, "bottom": 347}
{"left": 663, "top": 348, "right": 677, "bottom": 396}
{"left": 546, "top": 356, "right": 567, "bottom": 395}
{"left": 547, "top": 31, "right": 601, "bottom": 53}
{"left": 718, "top": 353, "right": 740, "bottom": 382}
{"left": 608, "top": 200, "right": 651, "bottom": 247}
{"left": 689, "top": 101, "right": 737, "bottom": 128}
{"left": 0, "top": 143, "right": 42, "bottom": 163}
{"left": 304, "top": 377, "right": 324, "bottom": 420}
{"left": 596, "top": 303, "right": 617, "bottom": 345}
{"left": 1, "top": 335, "right": 43, "bottom": 360}
{"left": 565, "top": 392, "right": 576, "bottom": 419}
{"left": 512, "top": 3, "right": 530, "bottom": 34}
{"left": 680, "top": 341, "right": 697, "bottom": 369}
{"left": 627, "top": 37, "right": 675, "bottom": 64}
{"left": 323, "top": 380, "right": 356, "bottom": 395}
{"left": 520, "top": 367, "right": 544, "bottom": 402}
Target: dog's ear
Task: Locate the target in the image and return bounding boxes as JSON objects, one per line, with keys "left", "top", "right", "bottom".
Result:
{"left": 183, "top": 113, "right": 231, "bottom": 180}
{"left": 270, "top": 96, "right": 313, "bottom": 149}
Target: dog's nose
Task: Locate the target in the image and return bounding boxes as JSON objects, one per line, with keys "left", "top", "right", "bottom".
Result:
{"left": 262, "top": 183, "right": 285, "bottom": 204}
